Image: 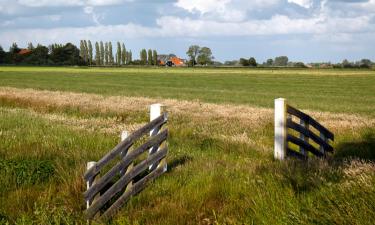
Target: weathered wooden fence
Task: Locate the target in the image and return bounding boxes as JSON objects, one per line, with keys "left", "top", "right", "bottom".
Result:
{"left": 84, "top": 104, "right": 168, "bottom": 221}
{"left": 274, "top": 98, "right": 334, "bottom": 160}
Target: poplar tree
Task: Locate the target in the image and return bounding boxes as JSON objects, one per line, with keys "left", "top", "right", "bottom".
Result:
{"left": 88, "top": 40, "right": 93, "bottom": 65}
{"left": 104, "top": 42, "right": 109, "bottom": 65}
{"left": 83, "top": 40, "right": 88, "bottom": 63}
{"left": 148, "top": 49, "right": 153, "bottom": 65}
{"left": 121, "top": 43, "right": 126, "bottom": 65}
{"left": 116, "top": 42, "right": 121, "bottom": 65}
{"left": 95, "top": 42, "right": 101, "bottom": 66}
{"left": 153, "top": 50, "right": 158, "bottom": 66}
{"left": 100, "top": 41, "right": 104, "bottom": 65}
{"left": 79, "top": 40, "right": 85, "bottom": 60}
{"left": 127, "top": 51, "right": 132, "bottom": 64}
{"left": 140, "top": 49, "right": 147, "bottom": 65}
{"left": 109, "top": 42, "right": 114, "bottom": 65}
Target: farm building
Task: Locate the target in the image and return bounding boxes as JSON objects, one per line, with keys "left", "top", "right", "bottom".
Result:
{"left": 157, "top": 54, "right": 186, "bottom": 66}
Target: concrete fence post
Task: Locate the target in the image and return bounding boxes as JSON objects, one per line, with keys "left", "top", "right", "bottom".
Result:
{"left": 149, "top": 103, "right": 167, "bottom": 172}
{"left": 86, "top": 161, "right": 98, "bottom": 209}
{"left": 119, "top": 131, "right": 129, "bottom": 176}
{"left": 274, "top": 98, "right": 287, "bottom": 160}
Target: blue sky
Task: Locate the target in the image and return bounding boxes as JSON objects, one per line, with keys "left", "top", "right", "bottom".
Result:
{"left": 0, "top": 0, "right": 374, "bottom": 62}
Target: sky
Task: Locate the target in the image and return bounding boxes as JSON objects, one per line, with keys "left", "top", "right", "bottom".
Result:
{"left": 0, "top": 0, "right": 374, "bottom": 63}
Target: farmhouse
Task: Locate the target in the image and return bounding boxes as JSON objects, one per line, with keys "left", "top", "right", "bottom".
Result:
{"left": 157, "top": 54, "right": 186, "bottom": 66}
{"left": 18, "top": 49, "right": 32, "bottom": 55}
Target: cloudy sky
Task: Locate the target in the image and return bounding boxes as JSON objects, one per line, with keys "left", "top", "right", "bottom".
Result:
{"left": 0, "top": 0, "right": 374, "bottom": 62}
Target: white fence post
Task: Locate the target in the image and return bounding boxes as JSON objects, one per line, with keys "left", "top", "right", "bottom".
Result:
{"left": 119, "top": 131, "right": 128, "bottom": 176}
{"left": 274, "top": 98, "right": 287, "bottom": 160}
{"left": 86, "top": 161, "right": 97, "bottom": 209}
{"left": 149, "top": 103, "right": 167, "bottom": 172}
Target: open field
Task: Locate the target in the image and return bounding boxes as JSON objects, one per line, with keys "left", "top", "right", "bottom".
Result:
{"left": 0, "top": 67, "right": 375, "bottom": 224}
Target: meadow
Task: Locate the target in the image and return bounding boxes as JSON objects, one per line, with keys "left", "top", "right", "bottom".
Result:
{"left": 0, "top": 66, "right": 374, "bottom": 224}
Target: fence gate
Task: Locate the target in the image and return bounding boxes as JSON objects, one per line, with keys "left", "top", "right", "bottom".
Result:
{"left": 274, "top": 98, "right": 334, "bottom": 160}
{"left": 84, "top": 104, "right": 168, "bottom": 221}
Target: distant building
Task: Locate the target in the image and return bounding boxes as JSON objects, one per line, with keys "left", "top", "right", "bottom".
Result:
{"left": 18, "top": 49, "right": 32, "bottom": 55}
{"left": 157, "top": 54, "right": 186, "bottom": 67}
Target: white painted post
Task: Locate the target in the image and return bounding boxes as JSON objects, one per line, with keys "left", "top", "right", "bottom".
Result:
{"left": 86, "top": 161, "right": 97, "bottom": 209}
{"left": 149, "top": 103, "right": 167, "bottom": 172}
{"left": 274, "top": 98, "right": 287, "bottom": 160}
{"left": 119, "top": 131, "right": 128, "bottom": 176}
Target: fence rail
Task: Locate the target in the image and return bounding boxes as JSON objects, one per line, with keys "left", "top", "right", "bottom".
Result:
{"left": 84, "top": 104, "right": 168, "bottom": 221}
{"left": 274, "top": 98, "right": 334, "bottom": 160}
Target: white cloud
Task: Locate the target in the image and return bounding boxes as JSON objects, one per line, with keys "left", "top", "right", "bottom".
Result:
{"left": 174, "top": 0, "right": 280, "bottom": 22}
{"left": 287, "top": 0, "right": 313, "bottom": 9}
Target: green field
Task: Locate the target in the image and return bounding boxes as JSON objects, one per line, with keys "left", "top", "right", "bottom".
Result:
{"left": 0, "top": 66, "right": 374, "bottom": 224}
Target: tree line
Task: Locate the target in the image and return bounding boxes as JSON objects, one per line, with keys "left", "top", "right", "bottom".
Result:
{"left": 0, "top": 42, "right": 83, "bottom": 65}
{"left": 79, "top": 40, "right": 133, "bottom": 66}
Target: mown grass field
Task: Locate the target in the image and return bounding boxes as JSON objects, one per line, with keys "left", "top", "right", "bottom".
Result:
{"left": 0, "top": 66, "right": 374, "bottom": 224}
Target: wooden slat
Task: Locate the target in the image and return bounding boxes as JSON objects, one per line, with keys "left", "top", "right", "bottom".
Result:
{"left": 287, "top": 135, "right": 324, "bottom": 157}
{"left": 85, "top": 147, "right": 168, "bottom": 219}
{"left": 84, "top": 113, "right": 167, "bottom": 181}
{"left": 84, "top": 129, "right": 168, "bottom": 201}
{"left": 287, "top": 120, "right": 333, "bottom": 152}
{"left": 287, "top": 105, "right": 334, "bottom": 140}
{"left": 286, "top": 148, "right": 307, "bottom": 160}
{"left": 101, "top": 164, "right": 166, "bottom": 220}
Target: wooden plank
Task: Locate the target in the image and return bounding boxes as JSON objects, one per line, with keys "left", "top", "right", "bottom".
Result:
{"left": 287, "top": 134, "right": 324, "bottom": 157}
{"left": 85, "top": 147, "right": 168, "bottom": 219}
{"left": 84, "top": 113, "right": 167, "bottom": 181}
{"left": 287, "top": 105, "right": 334, "bottom": 140}
{"left": 101, "top": 165, "right": 166, "bottom": 220}
{"left": 286, "top": 148, "right": 308, "bottom": 160}
{"left": 287, "top": 120, "right": 333, "bottom": 152}
{"left": 84, "top": 129, "right": 168, "bottom": 202}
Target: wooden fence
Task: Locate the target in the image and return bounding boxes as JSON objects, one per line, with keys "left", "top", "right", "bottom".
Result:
{"left": 84, "top": 104, "right": 168, "bottom": 221}
{"left": 274, "top": 98, "right": 334, "bottom": 160}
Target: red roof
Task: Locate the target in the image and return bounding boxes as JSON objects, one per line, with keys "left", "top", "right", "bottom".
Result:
{"left": 18, "top": 49, "right": 32, "bottom": 55}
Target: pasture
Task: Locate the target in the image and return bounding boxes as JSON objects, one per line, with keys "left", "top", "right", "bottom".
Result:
{"left": 0, "top": 66, "right": 374, "bottom": 224}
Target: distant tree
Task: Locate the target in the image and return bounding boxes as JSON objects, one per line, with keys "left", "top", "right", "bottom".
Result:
{"left": 108, "top": 42, "right": 114, "bottom": 65}
{"left": 197, "top": 47, "right": 213, "bottom": 65}
{"left": 100, "top": 41, "right": 105, "bottom": 65}
{"left": 140, "top": 49, "right": 147, "bottom": 65}
{"left": 127, "top": 50, "right": 132, "bottom": 64}
{"left": 9, "top": 43, "right": 20, "bottom": 54}
{"left": 249, "top": 57, "right": 257, "bottom": 67}
{"left": 27, "top": 42, "right": 34, "bottom": 50}
{"left": 104, "top": 42, "right": 109, "bottom": 65}
{"left": 274, "top": 56, "right": 288, "bottom": 67}
{"left": 79, "top": 40, "right": 84, "bottom": 60}
{"left": 88, "top": 40, "right": 93, "bottom": 65}
{"left": 266, "top": 58, "right": 273, "bottom": 66}
{"left": 147, "top": 49, "right": 153, "bottom": 65}
{"left": 24, "top": 44, "right": 49, "bottom": 65}
{"left": 121, "top": 43, "right": 126, "bottom": 65}
{"left": 0, "top": 45, "right": 6, "bottom": 64}
{"left": 116, "top": 42, "right": 121, "bottom": 65}
{"left": 84, "top": 40, "right": 89, "bottom": 63}
{"left": 359, "top": 59, "right": 372, "bottom": 68}
{"left": 186, "top": 45, "right": 200, "bottom": 66}
{"left": 95, "top": 42, "right": 101, "bottom": 66}
{"left": 342, "top": 59, "right": 352, "bottom": 68}
{"left": 239, "top": 58, "right": 249, "bottom": 66}
{"left": 153, "top": 50, "right": 158, "bottom": 66}
{"left": 50, "top": 43, "right": 83, "bottom": 65}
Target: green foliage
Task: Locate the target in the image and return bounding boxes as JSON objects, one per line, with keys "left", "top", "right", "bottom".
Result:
{"left": 121, "top": 43, "right": 126, "bottom": 65}
{"left": 148, "top": 49, "right": 153, "bottom": 65}
{"left": 140, "top": 49, "right": 147, "bottom": 65}
{"left": 274, "top": 56, "right": 289, "bottom": 66}
{"left": 116, "top": 42, "right": 122, "bottom": 65}
{"left": 152, "top": 50, "right": 158, "bottom": 66}
{"left": 186, "top": 45, "right": 200, "bottom": 66}
{"left": 197, "top": 47, "right": 213, "bottom": 65}
{"left": 95, "top": 42, "right": 101, "bottom": 66}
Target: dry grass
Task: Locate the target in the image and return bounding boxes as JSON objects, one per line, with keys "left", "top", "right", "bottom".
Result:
{"left": 1, "top": 86, "right": 374, "bottom": 133}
